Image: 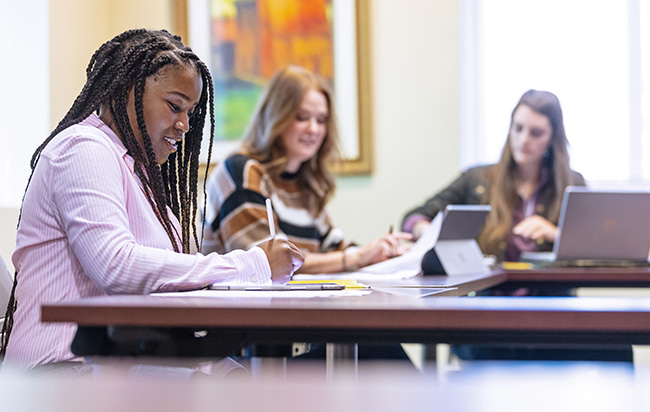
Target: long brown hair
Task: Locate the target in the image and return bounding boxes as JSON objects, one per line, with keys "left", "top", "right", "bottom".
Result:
{"left": 240, "top": 66, "right": 340, "bottom": 213}
{"left": 479, "top": 89, "right": 572, "bottom": 255}
{"left": 1, "top": 29, "right": 215, "bottom": 357}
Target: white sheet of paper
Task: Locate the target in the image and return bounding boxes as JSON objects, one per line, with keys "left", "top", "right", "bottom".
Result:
{"left": 292, "top": 269, "right": 420, "bottom": 282}
{"left": 292, "top": 213, "right": 443, "bottom": 282}
{"left": 152, "top": 289, "right": 372, "bottom": 298}
{"left": 356, "top": 212, "right": 443, "bottom": 274}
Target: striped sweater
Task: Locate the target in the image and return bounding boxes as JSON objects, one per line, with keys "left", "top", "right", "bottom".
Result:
{"left": 204, "top": 154, "right": 345, "bottom": 254}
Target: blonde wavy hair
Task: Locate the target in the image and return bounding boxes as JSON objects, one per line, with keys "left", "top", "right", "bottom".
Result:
{"left": 240, "top": 66, "right": 340, "bottom": 214}
{"left": 479, "top": 90, "right": 573, "bottom": 255}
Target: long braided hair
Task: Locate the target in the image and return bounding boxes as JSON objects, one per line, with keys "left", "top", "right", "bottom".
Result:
{"left": 1, "top": 29, "right": 215, "bottom": 357}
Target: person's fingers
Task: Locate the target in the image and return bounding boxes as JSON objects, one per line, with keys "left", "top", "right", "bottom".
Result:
{"left": 381, "top": 241, "right": 391, "bottom": 257}
{"left": 519, "top": 226, "right": 538, "bottom": 239}
{"left": 512, "top": 220, "right": 529, "bottom": 234}
{"left": 377, "top": 240, "right": 393, "bottom": 257}
{"left": 514, "top": 226, "right": 531, "bottom": 238}
{"left": 259, "top": 238, "right": 305, "bottom": 281}
{"left": 391, "top": 232, "right": 414, "bottom": 241}
{"left": 527, "top": 229, "right": 542, "bottom": 241}
{"left": 357, "top": 231, "right": 414, "bottom": 266}
{"left": 275, "top": 239, "right": 303, "bottom": 273}
{"left": 398, "top": 243, "right": 412, "bottom": 255}
{"left": 513, "top": 219, "right": 539, "bottom": 237}
{"left": 513, "top": 219, "right": 554, "bottom": 242}
{"left": 388, "top": 234, "right": 402, "bottom": 248}
{"left": 387, "top": 237, "right": 402, "bottom": 258}
{"left": 290, "top": 248, "right": 304, "bottom": 271}
{"left": 288, "top": 241, "right": 303, "bottom": 256}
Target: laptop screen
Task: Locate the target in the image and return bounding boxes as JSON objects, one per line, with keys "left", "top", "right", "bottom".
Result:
{"left": 438, "top": 205, "right": 491, "bottom": 241}
{"left": 553, "top": 187, "right": 650, "bottom": 262}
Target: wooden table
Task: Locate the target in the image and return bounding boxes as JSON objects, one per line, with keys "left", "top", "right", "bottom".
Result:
{"left": 39, "top": 266, "right": 650, "bottom": 373}
{"left": 504, "top": 266, "right": 650, "bottom": 286}
{"left": 363, "top": 266, "right": 650, "bottom": 294}
{"left": 42, "top": 291, "right": 650, "bottom": 358}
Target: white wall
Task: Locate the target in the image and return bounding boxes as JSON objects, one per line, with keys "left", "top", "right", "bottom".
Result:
{"left": 328, "top": 0, "right": 461, "bottom": 244}
{"left": 0, "top": 0, "right": 462, "bottom": 253}
{"left": 49, "top": 0, "right": 173, "bottom": 131}
{"left": 0, "top": 0, "right": 49, "bottom": 209}
{"left": 0, "top": 0, "right": 49, "bottom": 271}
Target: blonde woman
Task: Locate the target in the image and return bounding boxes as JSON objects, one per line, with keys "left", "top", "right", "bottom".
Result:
{"left": 205, "top": 66, "right": 409, "bottom": 273}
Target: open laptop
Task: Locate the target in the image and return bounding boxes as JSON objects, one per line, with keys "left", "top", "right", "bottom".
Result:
{"left": 520, "top": 187, "right": 650, "bottom": 267}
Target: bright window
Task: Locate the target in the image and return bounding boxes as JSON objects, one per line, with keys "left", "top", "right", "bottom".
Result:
{"left": 460, "top": 0, "right": 648, "bottom": 184}
{"left": 0, "top": 0, "right": 49, "bottom": 207}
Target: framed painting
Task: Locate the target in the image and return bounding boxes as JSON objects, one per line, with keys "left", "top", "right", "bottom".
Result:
{"left": 174, "top": 0, "right": 372, "bottom": 175}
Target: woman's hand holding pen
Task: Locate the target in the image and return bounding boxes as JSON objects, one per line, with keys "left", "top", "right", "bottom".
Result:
{"left": 351, "top": 230, "right": 412, "bottom": 269}
{"left": 259, "top": 198, "right": 304, "bottom": 283}
{"left": 257, "top": 239, "right": 304, "bottom": 284}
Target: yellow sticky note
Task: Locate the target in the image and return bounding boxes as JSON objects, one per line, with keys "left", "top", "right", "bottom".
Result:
{"left": 501, "top": 261, "right": 533, "bottom": 270}
{"left": 290, "top": 279, "right": 369, "bottom": 289}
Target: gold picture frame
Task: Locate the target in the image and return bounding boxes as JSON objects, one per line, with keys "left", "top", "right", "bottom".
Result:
{"left": 173, "top": 0, "right": 372, "bottom": 175}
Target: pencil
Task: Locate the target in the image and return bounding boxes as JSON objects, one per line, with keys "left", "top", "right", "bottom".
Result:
{"left": 265, "top": 198, "right": 276, "bottom": 238}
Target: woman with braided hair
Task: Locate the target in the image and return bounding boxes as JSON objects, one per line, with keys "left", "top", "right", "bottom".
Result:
{"left": 1, "top": 28, "right": 303, "bottom": 372}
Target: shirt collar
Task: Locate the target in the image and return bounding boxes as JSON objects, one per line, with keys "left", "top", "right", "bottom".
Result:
{"left": 83, "top": 113, "right": 135, "bottom": 172}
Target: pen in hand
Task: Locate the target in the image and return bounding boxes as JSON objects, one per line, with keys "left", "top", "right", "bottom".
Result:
{"left": 387, "top": 224, "right": 404, "bottom": 258}
{"left": 266, "top": 198, "right": 276, "bottom": 239}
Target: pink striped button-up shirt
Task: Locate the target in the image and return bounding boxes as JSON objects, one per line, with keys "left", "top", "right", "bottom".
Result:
{"left": 6, "top": 114, "right": 271, "bottom": 369}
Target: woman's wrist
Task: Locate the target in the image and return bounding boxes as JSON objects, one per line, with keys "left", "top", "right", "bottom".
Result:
{"left": 342, "top": 247, "right": 360, "bottom": 271}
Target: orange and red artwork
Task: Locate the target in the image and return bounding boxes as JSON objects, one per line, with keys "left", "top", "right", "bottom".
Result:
{"left": 209, "top": 0, "right": 334, "bottom": 140}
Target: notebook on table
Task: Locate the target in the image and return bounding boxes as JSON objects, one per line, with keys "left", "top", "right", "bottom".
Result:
{"left": 519, "top": 187, "right": 650, "bottom": 267}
